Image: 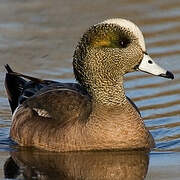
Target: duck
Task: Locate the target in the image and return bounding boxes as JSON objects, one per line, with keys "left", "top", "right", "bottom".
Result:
{"left": 5, "top": 18, "right": 174, "bottom": 152}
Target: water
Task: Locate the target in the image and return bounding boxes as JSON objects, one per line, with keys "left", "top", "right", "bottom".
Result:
{"left": 0, "top": 0, "right": 179, "bottom": 179}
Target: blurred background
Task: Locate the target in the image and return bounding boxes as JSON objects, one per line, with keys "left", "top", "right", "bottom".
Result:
{"left": 0, "top": 0, "right": 179, "bottom": 179}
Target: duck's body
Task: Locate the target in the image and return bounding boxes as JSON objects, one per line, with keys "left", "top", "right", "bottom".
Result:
{"left": 5, "top": 18, "right": 173, "bottom": 152}
{"left": 5, "top": 68, "right": 153, "bottom": 151}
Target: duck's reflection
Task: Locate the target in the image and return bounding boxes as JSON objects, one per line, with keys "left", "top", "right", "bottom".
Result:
{"left": 4, "top": 148, "right": 149, "bottom": 180}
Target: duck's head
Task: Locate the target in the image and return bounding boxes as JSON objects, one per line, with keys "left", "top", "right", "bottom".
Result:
{"left": 73, "top": 18, "right": 174, "bottom": 100}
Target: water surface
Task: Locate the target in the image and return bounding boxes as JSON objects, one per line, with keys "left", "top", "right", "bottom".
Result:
{"left": 0, "top": 0, "right": 179, "bottom": 179}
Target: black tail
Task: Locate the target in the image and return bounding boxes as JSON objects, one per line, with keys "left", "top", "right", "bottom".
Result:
{"left": 4, "top": 65, "right": 48, "bottom": 114}
{"left": 4, "top": 64, "right": 26, "bottom": 113}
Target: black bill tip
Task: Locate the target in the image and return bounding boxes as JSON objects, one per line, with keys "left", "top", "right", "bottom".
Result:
{"left": 159, "top": 71, "right": 174, "bottom": 79}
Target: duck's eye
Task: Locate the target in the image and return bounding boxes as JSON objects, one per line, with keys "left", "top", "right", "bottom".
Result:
{"left": 119, "top": 38, "right": 130, "bottom": 48}
{"left": 120, "top": 41, "right": 125, "bottom": 46}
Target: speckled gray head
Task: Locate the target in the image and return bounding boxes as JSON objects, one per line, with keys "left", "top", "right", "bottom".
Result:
{"left": 100, "top": 18, "right": 174, "bottom": 79}
{"left": 73, "top": 18, "right": 174, "bottom": 101}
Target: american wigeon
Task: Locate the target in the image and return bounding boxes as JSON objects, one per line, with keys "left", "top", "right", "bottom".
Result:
{"left": 5, "top": 18, "right": 174, "bottom": 152}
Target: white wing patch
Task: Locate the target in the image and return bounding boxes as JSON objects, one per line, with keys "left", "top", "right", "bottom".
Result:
{"left": 33, "top": 108, "right": 51, "bottom": 118}
{"left": 12, "top": 106, "right": 51, "bottom": 119}
{"left": 100, "top": 18, "right": 146, "bottom": 51}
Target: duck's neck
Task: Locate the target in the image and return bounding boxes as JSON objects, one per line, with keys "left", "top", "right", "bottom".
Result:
{"left": 89, "top": 77, "right": 127, "bottom": 106}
